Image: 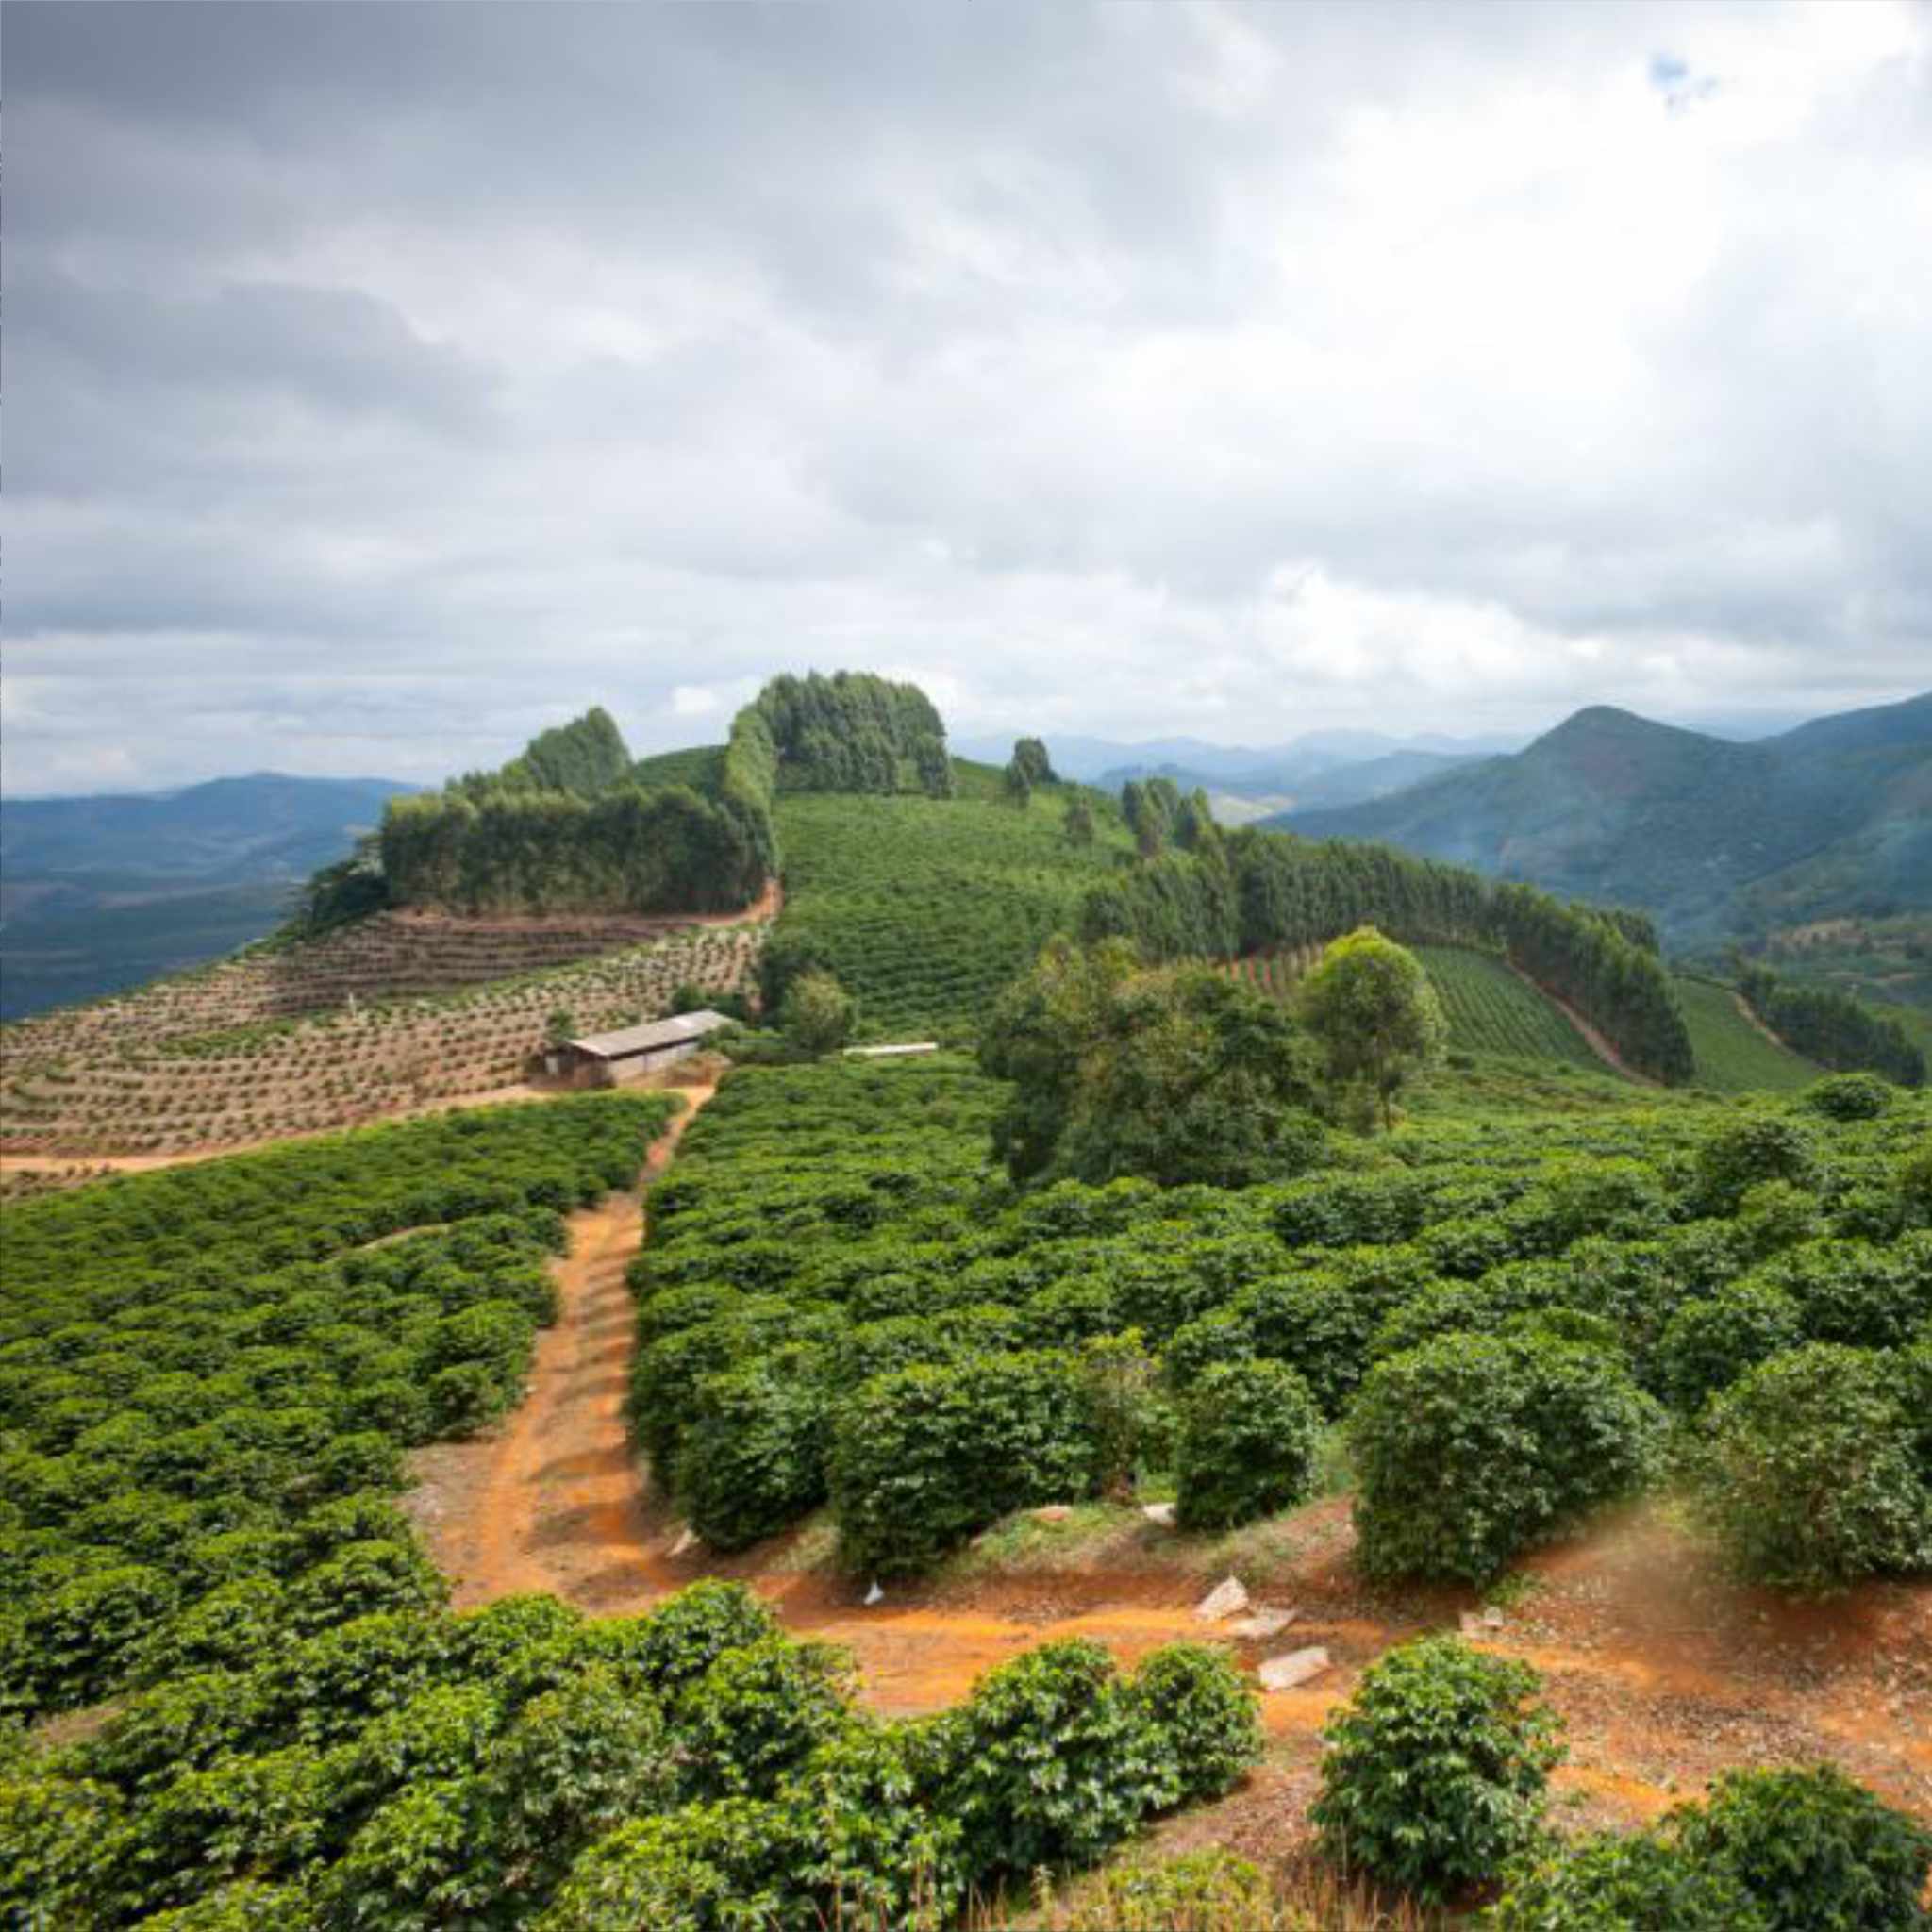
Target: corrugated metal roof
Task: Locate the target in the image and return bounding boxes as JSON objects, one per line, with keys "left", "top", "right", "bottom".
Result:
{"left": 566, "top": 1009, "right": 734, "bottom": 1058}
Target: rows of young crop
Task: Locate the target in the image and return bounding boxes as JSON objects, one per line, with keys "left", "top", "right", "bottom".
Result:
{"left": 1227, "top": 943, "right": 1606, "bottom": 1072}
{"left": 0, "top": 1087, "right": 1276, "bottom": 1925}
{"left": 0, "top": 920, "right": 764, "bottom": 1154}
{"left": 1673, "top": 974, "right": 1823, "bottom": 1093}
{"left": 636, "top": 1058, "right": 1932, "bottom": 1597}
{"left": 1413, "top": 945, "right": 1603, "bottom": 1068}
{"left": 768, "top": 791, "right": 1132, "bottom": 1041}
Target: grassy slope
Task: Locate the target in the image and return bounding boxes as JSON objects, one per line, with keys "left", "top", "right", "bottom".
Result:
{"left": 1673, "top": 974, "right": 1822, "bottom": 1093}
{"left": 771, "top": 772, "right": 1134, "bottom": 1041}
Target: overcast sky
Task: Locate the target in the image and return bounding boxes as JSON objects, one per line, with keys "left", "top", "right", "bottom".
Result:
{"left": 6, "top": 1, "right": 1929, "bottom": 792}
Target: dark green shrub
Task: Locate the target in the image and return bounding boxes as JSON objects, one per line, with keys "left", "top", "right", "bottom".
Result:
{"left": 1174, "top": 1358, "right": 1322, "bottom": 1532}
{"left": 426, "top": 1360, "right": 510, "bottom": 1438}
{"left": 1692, "top": 1345, "right": 1929, "bottom": 1591}
{"left": 675, "top": 1636, "right": 856, "bottom": 1800}
{"left": 1695, "top": 1113, "right": 1821, "bottom": 1213}
{"left": 1674, "top": 1762, "right": 1932, "bottom": 1931}
{"left": 484, "top": 1668, "right": 678, "bottom": 1891}
{"left": 535, "top": 1798, "right": 794, "bottom": 1931}
{"left": 590, "top": 1581, "right": 778, "bottom": 1700}
{"left": 1762, "top": 1240, "right": 1932, "bottom": 1352}
{"left": 675, "top": 1360, "right": 828, "bottom": 1552}
{"left": 1351, "top": 1334, "right": 1666, "bottom": 1582}
{"left": 1736, "top": 1180, "right": 1825, "bottom": 1258}
{"left": 322, "top": 1682, "right": 502, "bottom": 1821}
{"left": 132, "top": 1576, "right": 288, "bottom": 1684}
{"left": 318, "top": 1778, "right": 495, "bottom": 1930}
{"left": 1657, "top": 1280, "right": 1804, "bottom": 1412}
{"left": 1310, "top": 1635, "right": 1563, "bottom": 1904}
{"left": 780, "top": 1724, "right": 967, "bottom": 1929}
{"left": 140, "top": 1880, "right": 319, "bottom": 1929}
{"left": 1804, "top": 1073, "right": 1898, "bottom": 1122}
{"left": 0, "top": 1767, "right": 127, "bottom": 1925}
{"left": 283, "top": 1540, "right": 447, "bottom": 1634}
{"left": 120, "top": 1746, "right": 330, "bottom": 1916}
{"left": 1484, "top": 1826, "right": 1768, "bottom": 1929}
{"left": 1232, "top": 1270, "right": 1385, "bottom": 1415}
{"left": 930, "top": 1638, "right": 1179, "bottom": 1879}
{"left": 1127, "top": 1642, "right": 1262, "bottom": 1803}
{"left": 19, "top": 1564, "right": 178, "bottom": 1708}
{"left": 828, "top": 1350, "right": 1100, "bottom": 1575}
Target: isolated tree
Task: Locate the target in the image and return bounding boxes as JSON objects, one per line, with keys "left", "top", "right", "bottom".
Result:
{"left": 545, "top": 1008, "right": 578, "bottom": 1048}
{"left": 780, "top": 971, "right": 855, "bottom": 1058}
{"left": 1063, "top": 797, "right": 1095, "bottom": 847}
{"left": 1003, "top": 758, "right": 1033, "bottom": 811}
{"left": 1010, "top": 737, "right": 1057, "bottom": 788}
{"left": 982, "top": 941, "right": 1327, "bottom": 1187}
{"left": 1298, "top": 925, "right": 1447, "bottom": 1131}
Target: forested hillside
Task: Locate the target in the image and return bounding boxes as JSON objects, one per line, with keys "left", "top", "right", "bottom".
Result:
{"left": 1278, "top": 691, "right": 1932, "bottom": 941}
{"left": 369, "top": 672, "right": 946, "bottom": 921}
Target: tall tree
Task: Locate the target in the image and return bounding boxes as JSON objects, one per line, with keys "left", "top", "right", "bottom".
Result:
{"left": 1011, "top": 737, "right": 1057, "bottom": 787}
{"left": 1298, "top": 926, "right": 1448, "bottom": 1131}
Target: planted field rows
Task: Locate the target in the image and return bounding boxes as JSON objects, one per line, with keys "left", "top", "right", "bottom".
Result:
{"left": 0, "top": 921, "right": 767, "bottom": 1154}
{"left": 771, "top": 789, "right": 1133, "bottom": 1041}
{"left": 1225, "top": 943, "right": 1605, "bottom": 1071}
{"left": 1674, "top": 974, "right": 1823, "bottom": 1094}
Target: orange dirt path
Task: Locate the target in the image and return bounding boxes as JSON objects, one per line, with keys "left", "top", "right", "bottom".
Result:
{"left": 408, "top": 1103, "right": 1932, "bottom": 1844}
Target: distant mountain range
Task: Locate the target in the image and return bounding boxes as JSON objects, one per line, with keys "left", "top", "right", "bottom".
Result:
{"left": 1271, "top": 691, "right": 1932, "bottom": 940}
{"left": 1, "top": 774, "right": 415, "bottom": 1019}
{"left": 953, "top": 727, "right": 1524, "bottom": 790}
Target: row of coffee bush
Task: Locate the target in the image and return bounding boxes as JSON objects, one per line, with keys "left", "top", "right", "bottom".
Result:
{"left": 2, "top": 1577, "right": 1263, "bottom": 1926}
{"left": 0, "top": 1094, "right": 678, "bottom": 1721}
{"left": 634, "top": 1060, "right": 1932, "bottom": 1587}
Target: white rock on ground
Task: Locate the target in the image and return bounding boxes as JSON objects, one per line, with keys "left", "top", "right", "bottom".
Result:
{"left": 669, "top": 1527, "right": 699, "bottom": 1557}
{"left": 1229, "top": 1607, "right": 1299, "bottom": 1641}
{"left": 1141, "top": 1501, "right": 1176, "bottom": 1527}
{"left": 1032, "top": 1504, "right": 1074, "bottom": 1523}
{"left": 1194, "top": 1576, "right": 1251, "bottom": 1622}
{"left": 863, "top": 1580, "right": 885, "bottom": 1607}
{"left": 1257, "top": 1646, "right": 1331, "bottom": 1691}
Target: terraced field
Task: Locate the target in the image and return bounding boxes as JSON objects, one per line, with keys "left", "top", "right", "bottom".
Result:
{"left": 1674, "top": 973, "right": 1823, "bottom": 1093}
{"left": 770, "top": 785, "right": 1133, "bottom": 1040}
{"left": 0, "top": 915, "right": 768, "bottom": 1155}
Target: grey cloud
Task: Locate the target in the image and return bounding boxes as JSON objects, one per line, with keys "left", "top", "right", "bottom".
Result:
{"left": 3, "top": 0, "right": 1928, "bottom": 791}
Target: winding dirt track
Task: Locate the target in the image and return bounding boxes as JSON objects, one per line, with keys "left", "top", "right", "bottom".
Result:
{"left": 407, "top": 1099, "right": 1932, "bottom": 1845}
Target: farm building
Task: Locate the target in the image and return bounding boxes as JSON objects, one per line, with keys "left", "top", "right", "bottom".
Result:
{"left": 547, "top": 1010, "right": 734, "bottom": 1088}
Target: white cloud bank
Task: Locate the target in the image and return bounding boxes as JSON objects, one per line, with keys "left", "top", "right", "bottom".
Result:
{"left": 4, "top": 0, "right": 1928, "bottom": 790}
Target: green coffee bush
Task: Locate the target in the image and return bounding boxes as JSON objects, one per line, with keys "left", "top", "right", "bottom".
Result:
{"left": 1484, "top": 1826, "right": 1768, "bottom": 1930}
{"left": 1803, "top": 1073, "right": 1898, "bottom": 1122}
{"left": 930, "top": 1638, "right": 1179, "bottom": 1879}
{"left": 675, "top": 1358, "right": 828, "bottom": 1552}
{"left": 1351, "top": 1333, "right": 1666, "bottom": 1582}
{"left": 1127, "top": 1642, "right": 1263, "bottom": 1804}
{"left": 1674, "top": 1763, "right": 1932, "bottom": 1931}
{"left": 535, "top": 1799, "right": 792, "bottom": 1932}
{"left": 484, "top": 1668, "right": 679, "bottom": 1890}
{"left": 1657, "top": 1279, "right": 1804, "bottom": 1413}
{"left": 675, "top": 1635, "right": 855, "bottom": 1800}
{"left": 1310, "top": 1635, "right": 1563, "bottom": 1904}
{"left": 828, "top": 1350, "right": 1100, "bottom": 1575}
{"left": 1174, "top": 1358, "right": 1322, "bottom": 1532}
{"left": 1692, "top": 1345, "right": 1930, "bottom": 1591}
{"left": 1695, "top": 1113, "right": 1821, "bottom": 1213}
